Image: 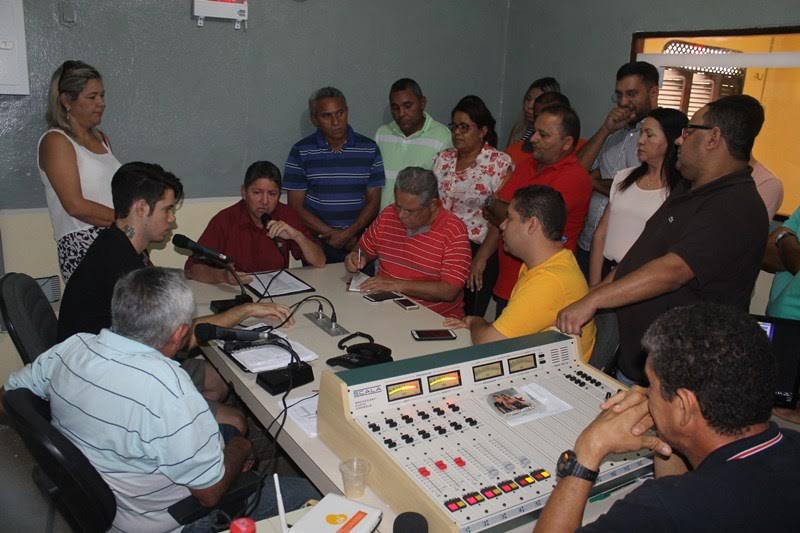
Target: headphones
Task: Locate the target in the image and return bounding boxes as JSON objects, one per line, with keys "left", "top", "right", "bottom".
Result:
{"left": 327, "top": 332, "right": 393, "bottom": 369}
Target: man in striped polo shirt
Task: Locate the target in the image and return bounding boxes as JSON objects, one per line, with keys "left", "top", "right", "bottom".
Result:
{"left": 1, "top": 268, "right": 317, "bottom": 531}
{"left": 344, "top": 166, "right": 470, "bottom": 318}
{"left": 374, "top": 78, "right": 452, "bottom": 209}
{"left": 535, "top": 303, "right": 800, "bottom": 532}
{"left": 284, "top": 86, "right": 385, "bottom": 264}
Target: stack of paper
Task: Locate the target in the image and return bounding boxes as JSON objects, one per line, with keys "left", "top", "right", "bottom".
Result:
{"left": 219, "top": 331, "right": 319, "bottom": 372}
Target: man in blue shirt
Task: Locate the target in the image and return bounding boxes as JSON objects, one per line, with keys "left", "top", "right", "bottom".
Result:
{"left": 284, "top": 86, "right": 385, "bottom": 263}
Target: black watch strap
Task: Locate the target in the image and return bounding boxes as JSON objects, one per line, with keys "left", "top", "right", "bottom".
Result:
{"left": 557, "top": 449, "right": 599, "bottom": 483}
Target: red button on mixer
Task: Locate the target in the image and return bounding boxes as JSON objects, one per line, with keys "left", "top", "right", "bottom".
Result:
{"left": 418, "top": 467, "right": 430, "bottom": 477}
{"left": 454, "top": 457, "right": 465, "bottom": 467}
{"left": 435, "top": 460, "right": 447, "bottom": 470}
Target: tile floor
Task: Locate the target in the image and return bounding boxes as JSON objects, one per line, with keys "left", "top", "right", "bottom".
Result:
{"left": 0, "top": 423, "right": 72, "bottom": 532}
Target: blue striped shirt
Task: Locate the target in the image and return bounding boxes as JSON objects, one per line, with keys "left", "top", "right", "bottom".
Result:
{"left": 283, "top": 126, "right": 385, "bottom": 229}
{"left": 6, "top": 329, "right": 224, "bottom": 533}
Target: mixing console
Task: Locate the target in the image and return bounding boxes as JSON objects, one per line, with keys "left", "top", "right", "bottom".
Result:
{"left": 319, "top": 331, "right": 652, "bottom": 533}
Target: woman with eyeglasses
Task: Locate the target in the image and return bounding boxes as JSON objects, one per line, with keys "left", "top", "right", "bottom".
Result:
{"left": 588, "top": 107, "right": 687, "bottom": 286}
{"left": 433, "top": 95, "right": 513, "bottom": 317}
{"left": 38, "top": 60, "right": 120, "bottom": 281}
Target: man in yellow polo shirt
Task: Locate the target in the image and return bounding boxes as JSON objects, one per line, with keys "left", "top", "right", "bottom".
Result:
{"left": 445, "top": 185, "right": 596, "bottom": 360}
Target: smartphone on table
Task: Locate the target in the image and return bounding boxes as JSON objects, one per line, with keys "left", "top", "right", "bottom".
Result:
{"left": 395, "top": 298, "right": 419, "bottom": 310}
{"left": 363, "top": 291, "right": 404, "bottom": 302}
{"left": 411, "top": 329, "right": 457, "bottom": 341}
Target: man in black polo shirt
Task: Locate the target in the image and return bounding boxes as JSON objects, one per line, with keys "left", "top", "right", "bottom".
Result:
{"left": 558, "top": 95, "right": 768, "bottom": 385}
{"left": 536, "top": 303, "right": 800, "bottom": 533}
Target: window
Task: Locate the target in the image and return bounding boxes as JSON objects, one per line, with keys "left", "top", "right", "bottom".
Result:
{"left": 632, "top": 28, "right": 800, "bottom": 216}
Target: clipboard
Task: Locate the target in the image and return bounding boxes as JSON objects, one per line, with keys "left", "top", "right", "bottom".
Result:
{"left": 246, "top": 269, "right": 315, "bottom": 299}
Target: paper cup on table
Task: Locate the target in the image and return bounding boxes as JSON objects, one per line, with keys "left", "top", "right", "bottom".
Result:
{"left": 339, "top": 457, "right": 371, "bottom": 498}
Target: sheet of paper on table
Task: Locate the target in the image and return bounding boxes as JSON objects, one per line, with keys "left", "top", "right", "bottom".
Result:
{"left": 217, "top": 329, "right": 319, "bottom": 373}
{"left": 287, "top": 394, "right": 319, "bottom": 438}
{"left": 248, "top": 270, "right": 314, "bottom": 297}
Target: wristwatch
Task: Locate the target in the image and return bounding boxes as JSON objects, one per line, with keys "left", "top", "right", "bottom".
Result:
{"left": 775, "top": 230, "right": 796, "bottom": 247}
{"left": 556, "top": 450, "right": 598, "bottom": 482}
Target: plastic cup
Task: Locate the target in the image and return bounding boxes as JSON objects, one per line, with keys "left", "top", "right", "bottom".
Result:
{"left": 339, "top": 457, "right": 371, "bottom": 498}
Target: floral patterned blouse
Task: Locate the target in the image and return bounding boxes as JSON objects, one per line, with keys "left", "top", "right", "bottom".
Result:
{"left": 433, "top": 145, "right": 514, "bottom": 244}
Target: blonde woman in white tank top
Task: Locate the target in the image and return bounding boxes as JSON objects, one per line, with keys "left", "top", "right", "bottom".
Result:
{"left": 38, "top": 60, "right": 120, "bottom": 281}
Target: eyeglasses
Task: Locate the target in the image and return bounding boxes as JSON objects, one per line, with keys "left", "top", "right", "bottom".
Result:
{"left": 681, "top": 124, "right": 714, "bottom": 137}
{"left": 448, "top": 122, "right": 476, "bottom": 133}
{"left": 611, "top": 89, "right": 640, "bottom": 104}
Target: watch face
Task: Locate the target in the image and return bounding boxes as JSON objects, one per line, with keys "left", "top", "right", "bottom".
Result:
{"left": 556, "top": 450, "right": 576, "bottom": 478}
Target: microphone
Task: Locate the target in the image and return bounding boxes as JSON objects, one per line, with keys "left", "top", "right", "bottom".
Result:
{"left": 194, "top": 323, "right": 272, "bottom": 343}
{"left": 172, "top": 234, "right": 231, "bottom": 264}
{"left": 393, "top": 512, "right": 428, "bottom": 533}
{"left": 261, "top": 213, "right": 287, "bottom": 269}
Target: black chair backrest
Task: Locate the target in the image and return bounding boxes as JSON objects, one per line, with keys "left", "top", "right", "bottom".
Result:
{"left": 0, "top": 272, "right": 58, "bottom": 364}
{"left": 3, "top": 388, "right": 116, "bottom": 533}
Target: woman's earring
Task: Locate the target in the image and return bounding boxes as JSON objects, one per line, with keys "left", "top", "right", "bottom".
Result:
{"left": 65, "top": 107, "right": 72, "bottom": 122}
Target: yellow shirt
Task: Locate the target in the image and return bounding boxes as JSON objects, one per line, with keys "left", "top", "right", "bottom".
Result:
{"left": 493, "top": 249, "right": 596, "bottom": 361}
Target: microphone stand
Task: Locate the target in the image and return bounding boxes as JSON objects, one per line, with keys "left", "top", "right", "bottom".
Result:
{"left": 198, "top": 254, "right": 254, "bottom": 313}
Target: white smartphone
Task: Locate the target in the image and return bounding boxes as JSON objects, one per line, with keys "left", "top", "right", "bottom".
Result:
{"left": 411, "top": 329, "right": 457, "bottom": 341}
{"left": 395, "top": 298, "right": 419, "bottom": 310}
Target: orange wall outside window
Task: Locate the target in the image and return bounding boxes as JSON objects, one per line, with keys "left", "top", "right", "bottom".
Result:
{"left": 644, "top": 34, "right": 800, "bottom": 216}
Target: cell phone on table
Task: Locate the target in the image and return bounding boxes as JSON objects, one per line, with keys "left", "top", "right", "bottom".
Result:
{"left": 395, "top": 298, "right": 419, "bottom": 310}
{"left": 411, "top": 329, "right": 457, "bottom": 341}
{"left": 363, "top": 291, "right": 404, "bottom": 302}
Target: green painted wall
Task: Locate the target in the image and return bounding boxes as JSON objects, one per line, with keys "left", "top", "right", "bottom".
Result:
{"left": 3, "top": 1, "right": 799, "bottom": 210}
{"left": 0, "top": 0, "right": 510, "bottom": 208}
{"left": 501, "top": 0, "right": 800, "bottom": 143}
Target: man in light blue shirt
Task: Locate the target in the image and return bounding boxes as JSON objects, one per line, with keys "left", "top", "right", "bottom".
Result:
{"left": 374, "top": 78, "right": 452, "bottom": 208}
{"left": 575, "top": 62, "right": 660, "bottom": 276}
{"left": 1, "top": 268, "right": 316, "bottom": 532}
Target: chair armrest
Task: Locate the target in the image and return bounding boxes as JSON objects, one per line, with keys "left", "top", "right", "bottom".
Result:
{"left": 168, "top": 470, "right": 261, "bottom": 525}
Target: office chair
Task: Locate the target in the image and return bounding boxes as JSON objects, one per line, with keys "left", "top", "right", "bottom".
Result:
{"left": 3, "top": 389, "right": 261, "bottom": 531}
{"left": 0, "top": 272, "right": 58, "bottom": 364}
{"left": 2, "top": 388, "right": 116, "bottom": 533}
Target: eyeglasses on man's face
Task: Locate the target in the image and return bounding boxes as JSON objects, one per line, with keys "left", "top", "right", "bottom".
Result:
{"left": 681, "top": 124, "right": 714, "bottom": 137}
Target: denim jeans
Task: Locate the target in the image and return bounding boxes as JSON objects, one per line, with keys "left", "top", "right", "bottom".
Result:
{"left": 615, "top": 369, "right": 639, "bottom": 388}
{"left": 181, "top": 476, "right": 319, "bottom": 532}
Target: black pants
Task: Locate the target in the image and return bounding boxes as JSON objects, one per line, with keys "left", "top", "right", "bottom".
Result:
{"left": 465, "top": 241, "right": 499, "bottom": 317}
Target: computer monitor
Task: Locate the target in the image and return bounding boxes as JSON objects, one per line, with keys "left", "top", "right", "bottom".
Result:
{"left": 752, "top": 314, "right": 800, "bottom": 408}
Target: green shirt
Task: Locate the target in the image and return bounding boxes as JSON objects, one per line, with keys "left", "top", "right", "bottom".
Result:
{"left": 768, "top": 206, "right": 800, "bottom": 319}
{"left": 374, "top": 112, "right": 452, "bottom": 208}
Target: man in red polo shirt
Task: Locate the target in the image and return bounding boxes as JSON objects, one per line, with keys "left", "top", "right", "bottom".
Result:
{"left": 345, "top": 166, "right": 471, "bottom": 318}
{"left": 186, "top": 161, "right": 325, "bottom": 283}
{"left": 487, "top": 104, "right": 591, "bottom": 315}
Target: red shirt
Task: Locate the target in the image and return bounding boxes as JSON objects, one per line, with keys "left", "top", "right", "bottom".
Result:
{"left": 505, "top": 138, "right": 587, "bottom": 170}
{"left": 185, "top": 200, "right": 314, "bottom": 273}
{"left": 359, "top": 205, "right": 471, "bottom": 318}
{"left": 494, "top": 152, "right": 591, "bottom": 299}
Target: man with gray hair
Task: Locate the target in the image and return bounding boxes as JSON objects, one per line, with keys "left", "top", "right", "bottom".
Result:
{"left": 1, "top": 267, "right": 319, "bottom": 531}
{"left": 284, "top": 86, "right": 385, "bottom": 263}
{"left": 345, "top": 166, "right": 470, "bottom": 318}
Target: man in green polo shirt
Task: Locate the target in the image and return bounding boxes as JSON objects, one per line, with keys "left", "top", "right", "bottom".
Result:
{"left": 374, "top": 78, "right": 452, "bottom": 208}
